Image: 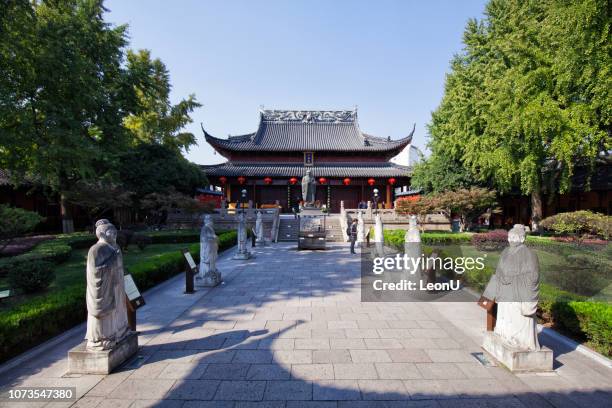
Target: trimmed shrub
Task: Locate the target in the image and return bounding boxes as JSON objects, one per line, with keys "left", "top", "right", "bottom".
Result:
{"left": 0, "top": 230, "right": 237, "bottom": 363}
{"left": 0, "top": 205, "right": 44, "bottom": 249}
{"left": 383, "top": 229, "right": 472, "bottom": 249}
{"left": 146, "top": 229, "right": 200, "bottom": 244}
{"left": 568, "top": 302, "right": 612, "bottom": 356}
{"left": 133, "top": 234, "right": 152, "bottom": 250}
{"left": 116, "top": 230, "right": 135, "bottom": 251}
{"left": 0, "top": 240, "right": 72, "bottom": 276}
{"left": 422, "top": 232, "right": 472, "bottom": 245}
{"left": 541, "top": 210, "right": 611, "bottom": 240}
{"left": 472, "top": 229, "right": 508, "bottom": 251}
{"left": 8, "top": 261, "right": 55, "bottom": 293}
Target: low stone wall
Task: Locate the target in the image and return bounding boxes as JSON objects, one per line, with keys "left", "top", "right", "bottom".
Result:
{"left": 344, "top": 210, "right": 451, "bottom": 232}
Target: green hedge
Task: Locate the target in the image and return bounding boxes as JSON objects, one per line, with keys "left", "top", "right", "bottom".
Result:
{"left": 383, "top": 229, "right": 472, "bottom": 248}
{"left": 0, "top": 230, "right": 229, "bottom": 275}
{"left": 0, "top": 240, "right": 72, "bottom": 276}
{"left": 0, "top": 230, "right": 236, "bottom": 363}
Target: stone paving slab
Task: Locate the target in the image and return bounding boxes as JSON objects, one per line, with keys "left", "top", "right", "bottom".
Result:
{"left": 0, "top": 242, "right": 610, "bottom": 407}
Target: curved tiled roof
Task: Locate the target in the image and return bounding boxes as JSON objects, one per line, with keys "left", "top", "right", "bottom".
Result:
{"left": 201, "top": 162, "right": 412, "bottom": 178}
{"left": 203, "top": 109, "right": 414, "bottom": 154}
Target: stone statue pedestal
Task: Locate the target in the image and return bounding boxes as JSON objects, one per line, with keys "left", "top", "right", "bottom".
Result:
{"left": 482, "top": 331, "right": 553, "bottom": 372}
{"left": 300, "top": 207, "right": 324, "bottom": 216}
{"left": 68, "top": 332, "right": 138, "bottom": 374}
{"left": 196, "top": 272, "right": 222, "bottom": 287}
{"left": 233, "top": 250, "right": 251, "bottom": 260}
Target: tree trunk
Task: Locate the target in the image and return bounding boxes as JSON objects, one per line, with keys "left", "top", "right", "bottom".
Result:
{"left": 60, "top": 192, "right": 74, "bottom": 233}
{"left": 530, "top": 189, "right": 542, "bottom": 233}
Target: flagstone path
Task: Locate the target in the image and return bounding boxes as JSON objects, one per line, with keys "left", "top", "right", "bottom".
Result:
{"left": 0, "top": 242, "right": 610, "bottom": 408}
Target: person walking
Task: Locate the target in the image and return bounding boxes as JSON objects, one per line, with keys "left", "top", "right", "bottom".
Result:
{"left": 348, "top": 218, "right": 358, "bottom": 254}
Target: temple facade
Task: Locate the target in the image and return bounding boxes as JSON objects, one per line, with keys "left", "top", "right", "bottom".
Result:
{"left": 201, "top": 109, "right": 415, "bottom": 213}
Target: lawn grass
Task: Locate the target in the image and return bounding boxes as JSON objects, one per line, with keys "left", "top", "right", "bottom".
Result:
{"left": 0, "top": 243, "right": 191, "bottom": 311}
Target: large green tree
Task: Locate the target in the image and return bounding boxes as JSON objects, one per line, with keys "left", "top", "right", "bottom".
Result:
{"left": 0, "top": 0, "right": 130, "bottom": 232}
{"left": 118, "top": 143, "right": 206, "bottom": 199}
{"left": 123, "top": 50, "right": 201, "bottom": 153}
{"left": 0, "top": 1, "right": 203, "bottom": 233}
{"left": 428, "top": 0, "right": 610, "bottom": 230}
{"left": 410, "top": 154, "right": 478, "bottom": 194}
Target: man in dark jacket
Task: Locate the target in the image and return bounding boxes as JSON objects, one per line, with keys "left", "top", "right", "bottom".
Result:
{"left": 348, "top": 218, "right": 358, "bottom": 254}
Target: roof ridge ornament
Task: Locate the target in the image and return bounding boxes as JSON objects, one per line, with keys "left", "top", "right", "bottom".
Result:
{"left": 260, "top": 109, "right": 356, "bottom": 123}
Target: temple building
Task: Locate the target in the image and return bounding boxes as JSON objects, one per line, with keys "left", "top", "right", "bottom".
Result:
{"left": 201, "top": 109, "right": 415, "bottom": 213}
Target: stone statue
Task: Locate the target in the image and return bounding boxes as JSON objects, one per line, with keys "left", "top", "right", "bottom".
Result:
{"left": 255, "top": 212, "right": 265, "bottom": 245}
{"left": 483, "top": 224, "right": 540, "bottom": 350}
{"left": 404, "top": 215, "right": 422, "bottom": 273}
{"left": 373, "top": 214, "right": 385, "bottom": 256}
{"left": 85, "top": 219, "right": 130, "bottom": 351}
{"left": 373, "top": 214, "right": 384, "bottom": 243}
{"left": 301, "top": 170, "right": 316, "bottom": 206}
{"left": 356, "top": 211, "right": 365, "bottom": 243}
{"left": 234, "top": 211, "right": 251, "bottom": 260}
{"left": 199, "top": 215, "right": 221, "bottom": 286}
{"left": 405, "top": 215, "right": 420, "bottom": 243}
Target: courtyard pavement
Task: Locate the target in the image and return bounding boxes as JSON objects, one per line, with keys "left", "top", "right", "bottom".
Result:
{"left": 1, "top": 242, "right": 611, "bottom": 408}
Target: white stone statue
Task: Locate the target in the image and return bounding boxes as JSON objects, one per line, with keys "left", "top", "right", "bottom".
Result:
{"left": 356, "top": 211, "right": 365, "bottom": 243}
{"left": 373, "top": 214, "right": 385, "bottom": 256}
{"left": 85, "top": 219, "right": 130, "bottom": 351}
{"left": 199, "top": 215, "right": 221, "bottom": 286}
{"left": 404, "top": 215, "right": 422, "bottom": 275}
{"left": 405, "top": 215, "right": 420, "bottom": 243}
{"left": 234, "top": 212, "right": 251, "bottom": 259}
{"left": 373, "top": 214, "right": 384, "bottom": 243}
{"left": 255, "top": 212, "right": 265, "bottom": 245}
{"left": 483, "top": 224, "right": 540, "bottom": 350}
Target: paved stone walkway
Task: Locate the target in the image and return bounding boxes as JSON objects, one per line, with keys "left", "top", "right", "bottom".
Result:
{"left": 1, "top": 242, "right": 611, "bottom": 407}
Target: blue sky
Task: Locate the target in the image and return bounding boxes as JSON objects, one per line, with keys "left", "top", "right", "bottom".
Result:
{"left": 105, "top": 0, "right": 487, "bottom": 165}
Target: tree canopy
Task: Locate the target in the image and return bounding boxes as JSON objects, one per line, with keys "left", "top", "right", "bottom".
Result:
{"left": 0, "top": 0, "right": 205, "bottom": 232}
{"left": 425, "top": 0, "right": 610, "bottom": 229}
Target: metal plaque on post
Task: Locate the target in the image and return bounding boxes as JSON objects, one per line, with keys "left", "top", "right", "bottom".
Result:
{"left": 124, "top": 274, "right": 144, "bottom": 331}
{"left": 182, "top": 249, "right": 197, "bottom": 294}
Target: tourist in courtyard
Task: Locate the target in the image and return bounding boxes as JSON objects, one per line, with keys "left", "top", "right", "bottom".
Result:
{"left": 348, "top": 218, "right": 358, "bottom": 254}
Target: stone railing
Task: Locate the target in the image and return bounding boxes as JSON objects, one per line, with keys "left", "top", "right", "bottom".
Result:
{"left": 343, "top": 208, "right": 451, "bottom": 231}
{"left": 339, "top": 206, "right": 349, "bottom": 242}
{"left": 167, "top": 208, "right": 281, "bottom": 242}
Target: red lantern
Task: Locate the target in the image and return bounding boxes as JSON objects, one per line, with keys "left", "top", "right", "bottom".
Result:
{"left": 237, "top": 176, "right": 246, "bottom": 185}
{"left": 367, "top": 178, "right": 376, "bottom": 186}
{"left": 343, "top": 177, "right": 351, "bottom": 186}
{"left": 319, "top": 177, "right": 327, "bottom": 184}
{"left": 264, "top": 177, "right": 272, "bottom": 185}
{"left": 388, "top": 178, "right": 396, "bottom": 185}
{"left": 289, "top": 177, "right": 298, "bottom": 185}
{"left": 219, "top": 176, "right": 227, "bottom": 184}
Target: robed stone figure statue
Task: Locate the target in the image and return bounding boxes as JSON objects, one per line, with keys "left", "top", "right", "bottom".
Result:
{"left": 483, "top": 224, "right": 540, "bottom": 351}
{"left": 85, "top": 219, "right": 130, "bottom": 351}
{"left": 301, "top": 170, "right": 316, "bottom": 205}
{"left": 199, "top": 215, "right": 221, "bottom": 286}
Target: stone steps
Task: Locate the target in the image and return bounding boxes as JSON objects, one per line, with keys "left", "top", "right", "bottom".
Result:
{"left": 278, "top": 218, "right": 299, "bottom": 241}
{"left": 278, "top": 217, "right": 346, "bottom": 242}
{"left": 324, "top": 217, "right": 345, "bottom": 242}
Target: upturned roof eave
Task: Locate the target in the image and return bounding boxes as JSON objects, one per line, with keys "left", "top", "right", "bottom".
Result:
{"left": 202, "top": 122, "right": 415, "bottom": 154}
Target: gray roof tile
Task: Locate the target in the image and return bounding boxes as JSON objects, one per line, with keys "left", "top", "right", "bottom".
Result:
{"left": 203, "top": 109, "right": 414, "bottom": 153}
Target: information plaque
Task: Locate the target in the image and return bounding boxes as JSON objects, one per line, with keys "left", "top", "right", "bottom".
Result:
{"left": 184, "top": 252, "right": 197, "bottom": 270}
{"left": 124, "top": 274, "right": 145, "bottom": 309}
